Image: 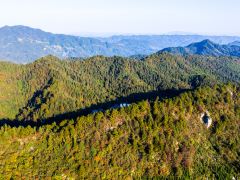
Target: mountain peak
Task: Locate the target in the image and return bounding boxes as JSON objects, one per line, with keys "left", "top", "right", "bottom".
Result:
{"left": 200, "top": 39, "right": 213, "bottom": 44}
{"left": 0, "top": 25, "right": 47, "bottom": 35}
{"left": 188, "top": 39, "right": 216, "bottom": 47}
{"left": 1, "top": 25, "right": 36, "bottom": 30}
{"left": 0, "top": 25, "right": 240, "bottom": 63}
{"left": 159, "top": 39, "right": 240, "bottom": 57}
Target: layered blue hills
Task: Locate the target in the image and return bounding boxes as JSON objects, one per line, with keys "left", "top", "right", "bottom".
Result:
{"left": 0, "top": 25, "right": 240, "bottom": 63}
{"left": 158, "top": 39, "right": 240, "bottom": 57}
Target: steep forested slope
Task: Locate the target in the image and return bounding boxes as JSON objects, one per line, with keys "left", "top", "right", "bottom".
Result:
{"left": 0, "top": 52, "right": 239, "bottom": 179}
{"left": 0, "top": 53, "right": 239, "bottom": 120}
{"left": 0, "top": 84, "right": 239, "bottom": 179}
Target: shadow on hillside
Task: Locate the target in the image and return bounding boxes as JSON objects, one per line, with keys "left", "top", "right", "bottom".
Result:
{"left": 0, "top": 88, "right": 191, "bottom": 129}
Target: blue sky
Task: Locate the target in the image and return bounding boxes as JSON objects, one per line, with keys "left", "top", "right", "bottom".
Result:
{"left": 0, "top": 0, "right": 239, "bottom": 36}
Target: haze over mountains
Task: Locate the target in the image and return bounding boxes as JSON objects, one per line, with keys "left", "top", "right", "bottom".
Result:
{"left": 0, "top": 26, "right": 239, "bottom": 179}
{"left": 229, "top": 41, "right": 240, "bottom": 46}
{"left": 1, "top": 0, "right": 240, "bottom": 177}
{"left": 1, "top": 25, "right": 240, "bottom": 63}
{"left": 159, "top": 39, "right": 240, "bottom": 57}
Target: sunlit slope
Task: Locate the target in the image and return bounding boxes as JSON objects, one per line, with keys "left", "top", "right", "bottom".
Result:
{"left": 0, "top": 53, "right": 239, "bottom": 120}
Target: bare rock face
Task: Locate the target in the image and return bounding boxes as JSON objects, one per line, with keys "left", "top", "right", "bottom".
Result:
{"left": 200, "top": 111, "right": 212, "bottom": 128}
{"left": 227, "top": 88, "right": 233, "bottom": 97}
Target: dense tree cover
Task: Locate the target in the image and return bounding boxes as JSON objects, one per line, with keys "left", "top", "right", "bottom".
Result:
{"left": 0, "top": 84, "right": 239, "bottom": 179}
{"left": 0, "top": 53, "right": 239, "bottom": 120}
{"left": 0, "top": 53, "right": 239, "bottom": 178}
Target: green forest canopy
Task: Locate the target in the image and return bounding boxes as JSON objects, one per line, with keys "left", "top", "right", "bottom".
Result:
{"left": 0, "top": 53, "right": 239, "bottom": 179}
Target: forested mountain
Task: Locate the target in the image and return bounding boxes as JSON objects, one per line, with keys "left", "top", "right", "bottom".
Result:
{"left": 0, "top": 84, "right": 239, "bottom": 178}
{"left": 159, "top": 39, "right": 240, "bottom": 57}
{"left": 1, "top": 25, "right": 240, "bottom": 63}
{"left": 0, "top": 53, "right": 239, "bottom": 178}
{"left": 0, "top": 53, "right": 239, "bottom": 121}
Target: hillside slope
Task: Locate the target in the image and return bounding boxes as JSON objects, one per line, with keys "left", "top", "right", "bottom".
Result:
{"left": 0, "top": 84, "right": 239, "bottom": 179}
{"left": 0, "top": 54, "right": 240, "bottom": 120}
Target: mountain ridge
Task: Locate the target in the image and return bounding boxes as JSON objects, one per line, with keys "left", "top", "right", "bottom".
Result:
{"left": 1, "top": 25, "right": 240, "bottom": 63}
{"left": 0, "top": 82, "right": 239, "bottom": 178}
{"left": 1, "top": 53, "right": 240, "bottom": 120}
{"left": 158, "top": 39, "right": 240, "bottom": 57}
{"left": 228, "top": 41, "right": 240, "bottom": 46}
{"left": 0, "top": 52, "right": 239, "bottom": 178}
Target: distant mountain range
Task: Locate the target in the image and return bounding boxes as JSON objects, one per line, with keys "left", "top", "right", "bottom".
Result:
{"left": 158, "top": 39, "right": 240, "bottom": 57}
{"left": 229, "top": 41, "right": 240, "bottom": 46}
{"left": 1, "top": 25, "right": 240, "bottom": 63}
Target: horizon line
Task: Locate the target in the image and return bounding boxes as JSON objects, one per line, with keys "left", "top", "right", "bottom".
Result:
{"left": 1, "top": 25, "right": 240, "bottom": 38}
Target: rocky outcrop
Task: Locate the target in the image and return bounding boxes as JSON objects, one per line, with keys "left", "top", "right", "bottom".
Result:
{"left": 227, "top": 88, "right": 233, "bottom": 97}
{"left": 200, "top": 111, "right": 212, "bottom": 128}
